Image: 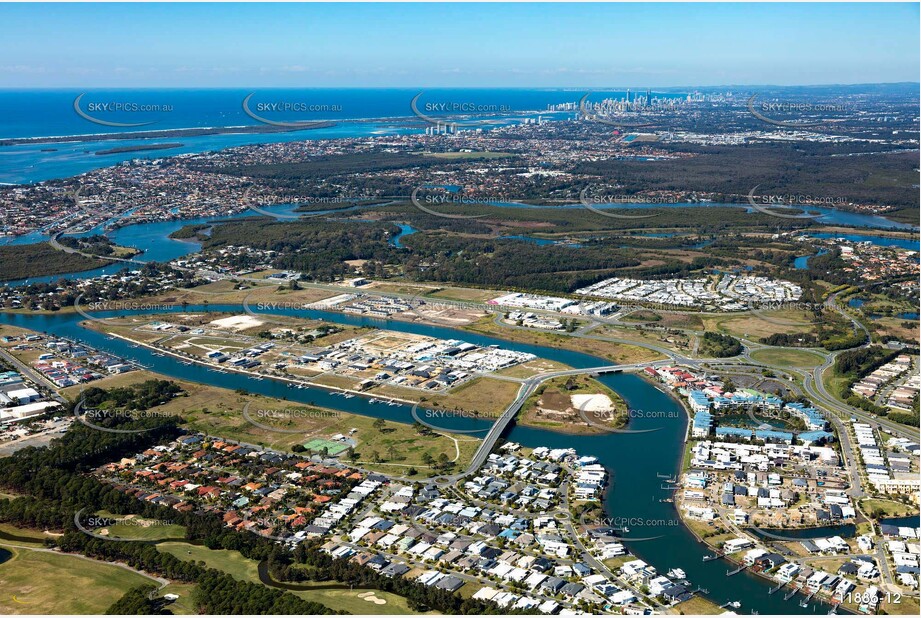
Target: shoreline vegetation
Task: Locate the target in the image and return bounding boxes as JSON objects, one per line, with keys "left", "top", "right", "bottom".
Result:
{"left": 0, "top": 242, "right": 109, "bottom": 281}
{"left": 94, "top": 142, "right": 184, "bottom": 155}
{"left": 0, "top": 121, "right": 337, "bottom": 147}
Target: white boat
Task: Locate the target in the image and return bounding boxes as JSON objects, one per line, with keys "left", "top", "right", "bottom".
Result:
{"left": 667, "top": 568, "right": 686, "bottom": 580}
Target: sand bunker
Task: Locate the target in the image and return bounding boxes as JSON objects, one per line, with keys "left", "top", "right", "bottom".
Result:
{"left": 208, "top": 315, "right": 265, "bottom": 331}
{"left": 571, "top": 393, "right": 614, "bottom": 412}
{"left": 356, "top": 591, "right": 387, "bottom": 605}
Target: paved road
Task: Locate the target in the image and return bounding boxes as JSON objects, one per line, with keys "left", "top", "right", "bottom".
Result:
{"left": 0, "top": 348, "right": 66, "bottom": 403}
{"left": 49, "top": 231, "right": 148, "bottom": 267}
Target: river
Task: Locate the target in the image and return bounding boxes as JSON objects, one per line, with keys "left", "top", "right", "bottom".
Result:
{"left": 0, "top": 304, "right": 834, "bottom": 614}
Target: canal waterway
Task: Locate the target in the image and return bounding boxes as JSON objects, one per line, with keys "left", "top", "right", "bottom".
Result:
{"left": 0, "top": 304, "right": 835, "bottom": 614}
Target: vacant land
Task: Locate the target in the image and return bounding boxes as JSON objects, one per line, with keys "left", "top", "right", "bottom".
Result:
{"left": 749, "top": 348, "right": 825, "bottom": 369}
{"left": 0, "top": 545, "right": 155, "bottom": 615}
{"left": 520, "top": 374, "right": 627, "bottom": 434}
{"left": 496, "top": 358, "right": 570, "bottom": 378}
{"left": 672, "top": 595, "right": 724, "bottom": 615}
{"left": 465, "top": 316, "right": 666, "bottom": 364}
{"left": 428, "top": 286, "right": 508, "bottom": 302}
{"left": 860, "top": 498, "right": 919, "bottom": 519}
{"left": 702, "top": 309, "right": 816, "bottom": 340}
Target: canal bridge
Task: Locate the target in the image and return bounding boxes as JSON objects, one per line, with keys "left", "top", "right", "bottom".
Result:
{"left": 450, "top": 360, "right": 671, "bottom": 480}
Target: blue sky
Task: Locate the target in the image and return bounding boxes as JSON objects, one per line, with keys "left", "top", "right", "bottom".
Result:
{"left": 1, "top": 2, "right": 917, "bottom": 87}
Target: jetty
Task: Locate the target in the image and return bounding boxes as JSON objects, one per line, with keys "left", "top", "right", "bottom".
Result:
{"left": 800, "top": 588, "right": 817, "bottom": 607}
{"left": 727, "top": 564, "right": 747, "bottom": 576}
{"left": 768, "top": 581, "right": 785, "bottom": 595}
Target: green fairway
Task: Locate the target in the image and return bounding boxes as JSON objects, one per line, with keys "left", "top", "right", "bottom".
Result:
{"left": 0, "top": 523, "right": 54, "bottom": 547}
{"left": 291, "top": 585, "right": 425, "bottom": 615}
{"left": 156, "top": 541, "right": 259, "bottom": 582}
{"left": 0, "top": 544, "right": 155, "bottom": 615}
{"left": 750, "top": 347, "right": 826, "bottom": 368}
{"left": 156, "top": 541, "right": 426, "bottom": 614}
{"left": 156, "top": 582, "right": 198, "bottom": 615}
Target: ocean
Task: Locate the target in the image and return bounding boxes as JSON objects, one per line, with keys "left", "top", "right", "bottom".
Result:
{"left": 0, "top": 88, "right": 669, "bottom": 183}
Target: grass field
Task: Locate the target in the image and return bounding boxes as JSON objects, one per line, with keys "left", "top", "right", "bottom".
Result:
{"left": 464, "top": 316, "right": 666, "bottom": 364}
{"left": 157, "top": 542, "right": 259, "bottom": 582}
{"left": 0, "top": 545, "right": 155, "bottom": 615}
{"left": 367, "top": 282, "right": 442, "bottom": 296}
{"left": 428, "top": 286, "right": 506, "bottom": 302}
{"left": 180, "top": 391, "right": 481, "bottom": 476}
{"left": 883, "top": 591, "right": 920, "bottom": 616}
{"left": 860, "top": 498, "right": 919, "bottom": 519}
{"left": 702, "top": 309, "right": 815, "bottom": 340}
{"left": 597, "top": 323, "right": 693, "bottom": 355}
{"left": 157, "top": 582, "right": 198, "bottom": 615}
{"left": 495, "top": 358, "right": 569, "bottom": 378}
{"left": 0, "top": 523, "right": 56, "bottom": 547}
{"left": 288, "top": 583, "right": 424, "bottom": 615}
{"left": 673, "top": 595, "right": 724, "bottom": 615}
{"left": 60, "top": 359, "right": 479, "bottom": 477}
{"left": 749, "top": 347, "right": 825, "bottom": 368}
